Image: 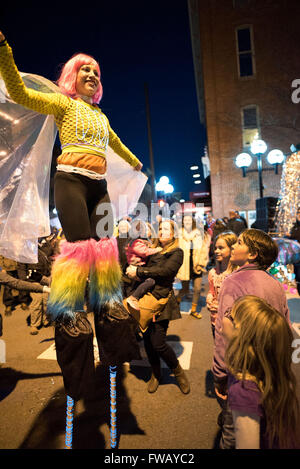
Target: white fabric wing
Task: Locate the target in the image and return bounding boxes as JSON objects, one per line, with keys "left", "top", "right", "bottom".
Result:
{"left": 0, "top": 73, "right": 147, "bottom": 263}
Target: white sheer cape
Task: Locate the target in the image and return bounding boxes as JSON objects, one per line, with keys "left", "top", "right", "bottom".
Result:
{"left": 0, "top": 73, "right": 147, "bottom": 263}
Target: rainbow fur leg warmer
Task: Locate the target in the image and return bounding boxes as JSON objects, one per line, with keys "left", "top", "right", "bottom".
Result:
{"left": 89, "top": 237, "right": 122, "bottom": 310}
{"left": 47, "top": 239, "right": 92, "bottom": 323}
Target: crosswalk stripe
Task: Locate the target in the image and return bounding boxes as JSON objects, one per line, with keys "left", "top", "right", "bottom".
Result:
{"left": 37, "top": 337, "right": 193, "bottom": 370}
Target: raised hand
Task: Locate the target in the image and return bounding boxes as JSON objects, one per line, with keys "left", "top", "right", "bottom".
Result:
{"left": 134, "top": 162, "right": 143, "bottom": 171}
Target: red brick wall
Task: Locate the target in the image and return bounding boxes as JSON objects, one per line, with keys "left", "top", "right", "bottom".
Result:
{"left": 196, "top": 0, "right": 300, "bottom": 218}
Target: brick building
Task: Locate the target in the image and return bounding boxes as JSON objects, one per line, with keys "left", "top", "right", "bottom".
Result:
{"left": 188, "top": 0, "right": 300, "bottom": 223}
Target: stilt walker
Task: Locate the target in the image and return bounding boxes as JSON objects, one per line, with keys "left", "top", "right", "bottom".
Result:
{"left": 0, "top": 31, "right": 145, "bottom": 449}
{"left": 65, "top": 395, "right": 74, "bottom": 449}
{"left": 109, "top": 365, "right": 117, "bottom": 448}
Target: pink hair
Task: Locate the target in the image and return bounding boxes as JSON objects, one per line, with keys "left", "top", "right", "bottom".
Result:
{"left": 57, "top": 53, "right": 103, "bottom": 104}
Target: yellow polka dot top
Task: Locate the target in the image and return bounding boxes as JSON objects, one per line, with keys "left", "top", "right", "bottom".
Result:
{"left": 0, "top": 41, "right": 141, "bottom": 174}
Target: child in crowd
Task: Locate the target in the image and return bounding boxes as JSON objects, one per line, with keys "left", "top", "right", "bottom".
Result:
{"left": 212, "top": 228, "right": 291, "bottom": 449}
{"left": 223, "top": 295, "right": 300, "bottom": 449}
{"left": 124, "top": 221, "right": 162, "bottom": 311}
{"left": 206, "top": 231, "right": 238, "bottom": 338}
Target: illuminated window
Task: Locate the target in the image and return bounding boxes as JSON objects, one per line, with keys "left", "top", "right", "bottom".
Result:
{"left": 242, "top": 105, "right": 259, "bottom": 148}
{"left": 236, "top": 26, "right": 255, "bottom": 78}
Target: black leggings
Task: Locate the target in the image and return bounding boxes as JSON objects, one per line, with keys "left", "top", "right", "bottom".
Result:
{"left": 143, "top": 320, "right": 179, "bottom": 370}
{"left": 54, "top": 171, "right": 112, "bottom": 242}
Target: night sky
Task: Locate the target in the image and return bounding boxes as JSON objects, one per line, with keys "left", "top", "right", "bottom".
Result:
{"left": 1, "top": 0, "right": 207, "bottom": 200}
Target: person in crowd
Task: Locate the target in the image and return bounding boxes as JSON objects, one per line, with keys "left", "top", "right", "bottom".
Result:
{"left": 175, "top": 215, "right": 210, "bottom": 319}
{"left": 235, "top": 210, "right": 248, "bottom": 229}
{"left": 226, "top": 210, "right": 246, "bottom": 236}
{"left": 288, "top": 207, "right": 300, "bottom": 295}
{"left": 212, "top": 228, "right": 291, "bottom": 449}
{"left": 205, "top": 212, "right": 216, "bottom": 237}
{"left": 223, "top": 295, "right": 300, "bottom": 449}
{"left": 0, "top": 256, "right": 31, "bottom": 316}
{"left": 116, "top": 219, "right": 131, "bottom": 272}
{"left": 0, "top": 30, "right": 143, "bottom": 396}
{"left": 0, "top": 269, "right": 50, "bottom": 293}
{"left": 206, "top": 232, "right": 238, "bottom": 338}
{"left": 18, "top": 245, "right": 52, "bottom": 334}
{"left": 123, "top": 221, "right": 162, "bottom": 311}
{"left": 39, "top": 233, "right": 60, "bottom": 262}
{"left": 212, "top": 218, "right": 228, "bottom": 246}
{"left": 126, "top": 219, "right": 190, "bottom": 395}
{"left": 0, "top": 268, "right": 50, "bottom": 337}
{"left": 152, "top": 214, "right": 162, "bottom": 235}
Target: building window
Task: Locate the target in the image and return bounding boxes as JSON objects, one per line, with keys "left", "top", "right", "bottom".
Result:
{"left": 236, "top": 26, "right": 255, "bottom": 78}
{"left": 242, "top": 105, "right": 259, "bottom": 148}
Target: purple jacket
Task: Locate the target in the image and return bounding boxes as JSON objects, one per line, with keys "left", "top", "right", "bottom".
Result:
{"left": 212, "top": 264, "right": 291, "bottom": 386}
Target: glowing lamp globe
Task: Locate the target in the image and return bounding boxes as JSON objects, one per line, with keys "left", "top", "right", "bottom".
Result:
{"left": 267, "top": 149, "right": 284, "bottom": 165}
{"left": 251, "top": 139, "right": 267, "bottom": 155}
{"left": 164, "top": 183, "right": 174, "bottom": 194}
{"left": 235, "top": 152, "right": 252, "bottom": 168}
{"left": 159, "top": 176, "right": 169, "bottom": 185}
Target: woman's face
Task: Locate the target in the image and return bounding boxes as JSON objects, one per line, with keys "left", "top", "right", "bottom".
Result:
{"left": 158, "top": 222, "right": 174, "bottom": 245}
{"left": 183, "top": 216, "right": 193, "bottom": 231}
{"left": 118, "top": 220, "right": 129, "bottom": 234}
{"left": 214, "top": 238, "right": 231, "bottom": 264}
{"left": 76, "top": 63, "right": 100, "bottom": 98}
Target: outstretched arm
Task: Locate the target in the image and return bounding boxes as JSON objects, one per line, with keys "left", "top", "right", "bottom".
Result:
{"left": 0, "top": 31, "right": 67, "bottom": 116}
{"left": 108, "top": 124, "right": 143, "bottom": 170}
{"left": 0, "top": 271, "right": 46, "bottom": 293}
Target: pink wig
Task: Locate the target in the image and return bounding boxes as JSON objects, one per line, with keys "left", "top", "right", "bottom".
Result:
{"left": 57, "top": 53, "right": 103, "bottom": 104}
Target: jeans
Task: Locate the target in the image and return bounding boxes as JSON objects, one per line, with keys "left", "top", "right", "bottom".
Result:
{"left": 143, "top": 320, "right": 178, "bottom": 370}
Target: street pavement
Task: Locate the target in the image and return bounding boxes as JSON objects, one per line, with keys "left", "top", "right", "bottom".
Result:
{"left": 0, "top": 274, "right": 299, "bottom": 450}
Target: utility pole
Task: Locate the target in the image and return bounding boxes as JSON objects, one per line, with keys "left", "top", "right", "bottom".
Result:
{"left": 144, "top": 83, "right": 157, "bottom": 202}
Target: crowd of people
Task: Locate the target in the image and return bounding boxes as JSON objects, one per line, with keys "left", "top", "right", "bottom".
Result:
{"left": 1, "top": 210, "right": 300, "bottom": 448}
{"left": 0, "top": 27, "right": 299, "bottom": 450}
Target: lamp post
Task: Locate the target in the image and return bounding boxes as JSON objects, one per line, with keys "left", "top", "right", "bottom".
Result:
{"left": 235, "top": 140, "right": 285, "bottom": 199}
{"left": 250, "top": 139, "right": 268, "bottom": 198}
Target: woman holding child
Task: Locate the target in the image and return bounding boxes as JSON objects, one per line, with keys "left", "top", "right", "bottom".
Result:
{"left": 126, "top": 220, "right": 190, "bottom": 395}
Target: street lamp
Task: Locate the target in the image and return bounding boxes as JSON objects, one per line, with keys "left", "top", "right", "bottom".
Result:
{"left": 250, "top": 139, "right": 268, "bottom": 198}
{"left": 234, "top": 139, "right": 285, "bottom": 199}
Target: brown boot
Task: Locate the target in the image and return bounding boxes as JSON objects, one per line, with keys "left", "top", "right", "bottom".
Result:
{"left": 147, "top": 364, "right": 161, "bottom": 393}
{"left": 172, "top": 362, "right": 190, "bottom": 394}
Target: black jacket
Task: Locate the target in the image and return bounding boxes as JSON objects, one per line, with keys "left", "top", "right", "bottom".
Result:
{"left": 18, "top": 247, "right": 51, "bottom": 283}
{"left": 136, "top": 247, "right": 184, "bottom": 322}
{"left": 290, "top": 220, "right": 300, "bottom": 243}
{"left": 226, "top": 218, "right": 245, "bottom": 236}
{"left": 0, "top": 271, "right": 45, "bottom": 293}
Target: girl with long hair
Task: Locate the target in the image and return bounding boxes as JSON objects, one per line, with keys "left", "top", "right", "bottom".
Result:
{"left": 223, "top": 295, "right": 300, "bottom": 449}
{"left": 206, "top": 231, "right": 238, "bottom": 338}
